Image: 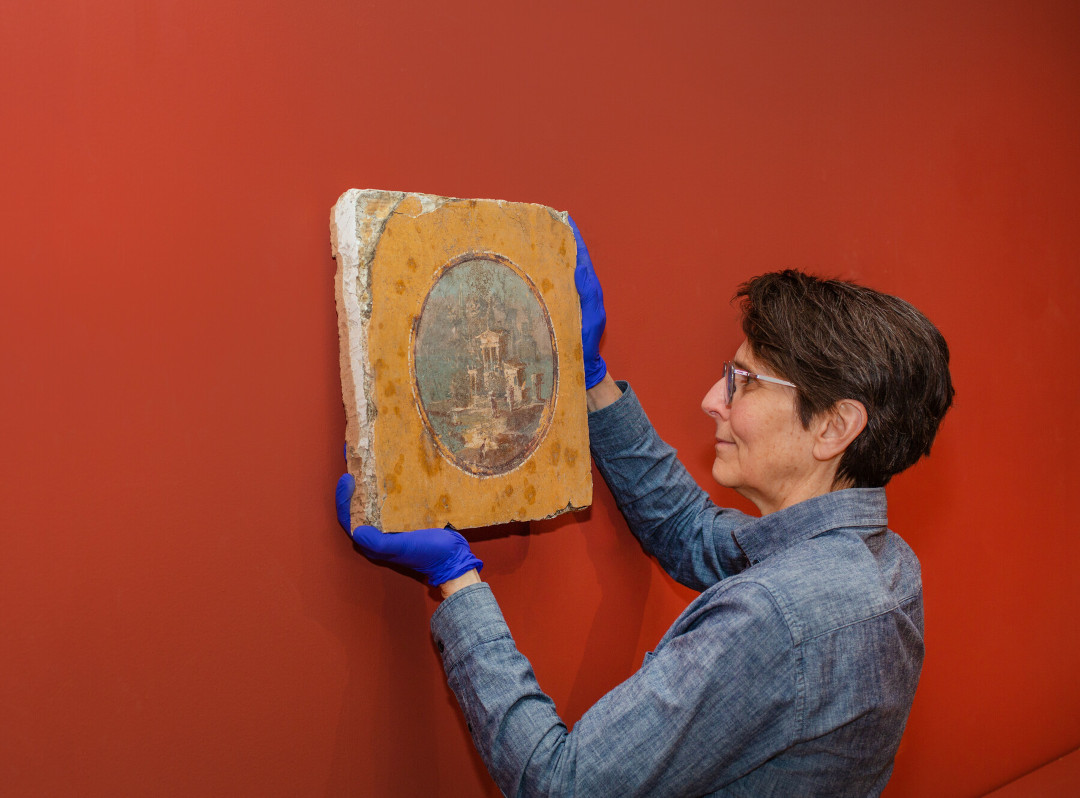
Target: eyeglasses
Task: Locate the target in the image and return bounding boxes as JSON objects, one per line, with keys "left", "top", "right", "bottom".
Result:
{"left": 722, "top": 361, "right": 798, "bottom": 406}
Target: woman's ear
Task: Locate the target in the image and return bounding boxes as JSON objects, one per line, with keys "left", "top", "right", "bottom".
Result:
{"left": 813, "top": 399, "right": 868, "bottom": 462}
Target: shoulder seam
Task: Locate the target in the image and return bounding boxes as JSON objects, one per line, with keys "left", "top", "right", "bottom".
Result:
{"left": 720, "top": 579, "right": 805, "bottom": 746}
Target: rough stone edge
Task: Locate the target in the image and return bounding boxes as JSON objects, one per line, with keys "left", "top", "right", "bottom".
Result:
{"left": 330, "top": 188, "right": 405, "bottom": 529}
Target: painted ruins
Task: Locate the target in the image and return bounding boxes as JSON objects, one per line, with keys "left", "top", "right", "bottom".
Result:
{"left": 412, "top": 254, "right": 557, "bottom": 475}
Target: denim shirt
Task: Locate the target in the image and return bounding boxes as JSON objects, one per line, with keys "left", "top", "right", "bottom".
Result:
{"left": 431, "top": 383, "right": 924, "bottom": 797}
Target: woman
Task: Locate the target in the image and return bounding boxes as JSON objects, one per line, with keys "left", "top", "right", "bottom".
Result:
{"left": 335, "top": 220, "right": 954, "bottom": 796}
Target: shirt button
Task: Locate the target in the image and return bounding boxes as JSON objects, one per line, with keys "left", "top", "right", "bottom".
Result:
{"left": 467, "top": 722, "right": 474, "bottom": 734}
{"left": 437, "top": 640, "right": 445, "bottom": 653}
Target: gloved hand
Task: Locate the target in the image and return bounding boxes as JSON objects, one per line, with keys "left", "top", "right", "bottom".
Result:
{"left": 569, "top": 215, "right": 607, "bottom": 389}
{"left": 335, "top": 473, "right": 483, "bottom": 587}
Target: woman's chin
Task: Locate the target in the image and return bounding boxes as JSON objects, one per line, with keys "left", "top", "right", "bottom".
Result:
{"left": 711, "top": 462, "right": 738, "bottom": 490}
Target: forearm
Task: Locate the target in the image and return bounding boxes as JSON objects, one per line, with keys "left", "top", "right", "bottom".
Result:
{"left": 588, "top": 382, "right": 750, "bottom": 587}
{"left": 586, "top": 372, "right": 622, "bottom": 412}
{"left": 432, "top": 584, "right": 572, "bottom": 796}
{"left": 439, "top": 568, "right": 481, "bottom": 599}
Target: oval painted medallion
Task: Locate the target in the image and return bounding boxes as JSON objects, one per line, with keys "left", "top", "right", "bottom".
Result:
{"left": 412, "top": 254, "right": 558, "bottom": 476}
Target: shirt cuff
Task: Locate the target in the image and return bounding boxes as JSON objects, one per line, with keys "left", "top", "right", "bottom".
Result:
{"left": 430, "top": 582, "right": 513, "bottom": 670}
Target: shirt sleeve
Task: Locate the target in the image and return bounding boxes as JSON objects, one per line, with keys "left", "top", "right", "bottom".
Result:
{"left": 588, "top": 381, "right": 751, "bottom": 590}
{"left": 431, "top": 579, "right": 799, "bottom": 797}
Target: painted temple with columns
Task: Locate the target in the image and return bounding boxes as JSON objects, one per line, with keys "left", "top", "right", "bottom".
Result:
{"left": 465, "top": 329, "right": 544, "bottom": 413}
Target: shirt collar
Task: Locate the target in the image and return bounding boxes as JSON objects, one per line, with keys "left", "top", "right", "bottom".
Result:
{"left": 731, "top": 488, "right": 888, "bottom": 566}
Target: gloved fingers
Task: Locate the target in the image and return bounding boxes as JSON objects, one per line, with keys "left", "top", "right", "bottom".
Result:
{"left": 350, "top": 524, "right": 484, "bottom": 587}
{"left": 349, "top": 524, "right": 409, "bottom": 561}
{"left": 569, "top": 217, "right": 605, "bottom": 312}
{"left": 568, "top": 214, "right": 589, "bottom": 258}
{"left": 335, "top": 473, "right": 355, "bottom": 533}
{"left": 568, "top": 214, "right": 586, "bottom": 255}
{"left": 569, "top": 217, "right": 598, "bottom": 296}
{"left": 567, "top": 216, "right": 608, "bottom": 389}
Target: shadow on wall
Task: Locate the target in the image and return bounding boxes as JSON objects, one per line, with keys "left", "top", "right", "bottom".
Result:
{"left": 324, "top": 569, "right": 444, "bottom": 795}
{"left": 537, "top": 486, "right": 655, "bottom": 726}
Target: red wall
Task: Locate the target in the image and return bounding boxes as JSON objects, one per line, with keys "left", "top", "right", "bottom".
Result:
{"left": 3, "top": 2, "right": 1078, "bottom": 795}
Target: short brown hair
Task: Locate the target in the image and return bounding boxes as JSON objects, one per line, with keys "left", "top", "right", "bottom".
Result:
{"left": 736, "top": 269, "right": 954, "bottom": 488}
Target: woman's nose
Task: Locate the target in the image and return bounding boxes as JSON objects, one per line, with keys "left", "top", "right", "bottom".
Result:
{"left": 702, "top": 380, "right": 729, "bottom": 419}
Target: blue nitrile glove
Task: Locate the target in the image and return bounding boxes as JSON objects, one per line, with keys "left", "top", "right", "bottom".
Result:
{"left": 569, "top": 215, "right": 607, "bottom": 389}
{"left": 335, "top": 473, "right": 483, "bottom": 587}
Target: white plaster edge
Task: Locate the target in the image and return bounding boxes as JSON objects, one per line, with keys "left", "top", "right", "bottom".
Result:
{"left": 331, "top": 188, "right": 406, "bottom": 525}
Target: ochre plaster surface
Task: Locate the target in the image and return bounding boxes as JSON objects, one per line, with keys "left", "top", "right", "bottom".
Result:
{"left": 330, "top": 189, "right": 592, "bottom": 532}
